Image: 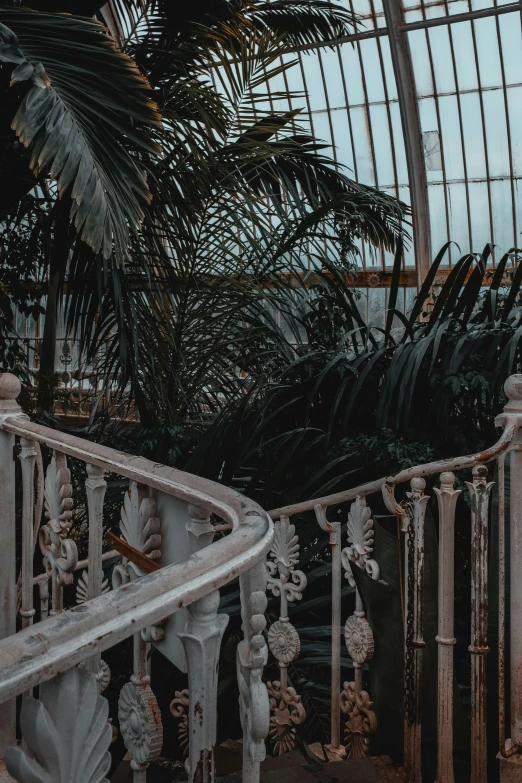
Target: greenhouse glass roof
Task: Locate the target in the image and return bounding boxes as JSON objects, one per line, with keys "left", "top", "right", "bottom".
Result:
{"left": 260, "top": 0, "right": 522, "bottom": 281}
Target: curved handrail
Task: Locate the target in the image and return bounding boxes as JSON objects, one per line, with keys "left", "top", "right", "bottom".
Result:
{"left": 0, "top": 415, "right": 274, "bottom": 704}
{"left": 268, "top": 413, "right": 520, "bottom": 520}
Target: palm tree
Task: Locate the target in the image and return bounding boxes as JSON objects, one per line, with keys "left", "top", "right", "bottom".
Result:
{"left": 61, "top": 0, "right": 409, "bottom": 435}
{"left": 0, "top": 1, "right": 162, "bottom": 408}
{"left": 1, "top": 0, "right": 408, "bottom": 426}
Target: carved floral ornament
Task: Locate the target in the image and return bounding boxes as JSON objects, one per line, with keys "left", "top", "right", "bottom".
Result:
{"left": 267, "top": 681, "right": 306, "bottom": 756}
{"left": 6, "top": 667, "right": 112, "bottom": 783}
{"left": 268, "top": 620, "right": 300, "bottom": 664}
{"left": 341, "top": 496, "right": 380, "bottom": 587}
{"left": 344, "top": 615, "right": 374, "bottom": 665}
{"left": 112, "top": 482, "right": 161, "bottom": 587}
{"left": 266, "top": 517, "right": 307, "bottom": 603}
{"left": 39, "top": 453, "right": 77, "bottom": 587}
{"left": 341, "top": 681, "right": 377, "bottom": 759}
{"left": 76, "top": 569, "right": 110, "bottom": 604}
{"left": 170, "top": 688, "right": 190, "bottom": 757}
{"left": 118, "top": 682, "right": 163, "bottom": 767}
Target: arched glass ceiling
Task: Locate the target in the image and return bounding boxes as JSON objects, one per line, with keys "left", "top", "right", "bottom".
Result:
{"left": 263, "top": 0, "right": 522, "bottom": 280}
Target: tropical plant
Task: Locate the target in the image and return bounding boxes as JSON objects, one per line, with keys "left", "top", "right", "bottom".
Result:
{"left": 1, "top": 0, "right": 408, "bottom": 422}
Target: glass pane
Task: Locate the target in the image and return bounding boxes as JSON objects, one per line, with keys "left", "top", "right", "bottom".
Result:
{"left": 473, "top": 16, "right": 504, "bottom": 89}
{"left": 450, "top": 22, "right": 479, "bottom": 92}
{"left": 428, "top": 26, "right": 456, "bottom": 93}
{"left": 483, "top": 88, "right": 510, "bottom": 178}
{"left": 490, "top": 178, "right": 515, "bottom": 255}
{"left": 340, "top": 41, "right": 366, "bottom": 106}
{"left": 301, "top": 53, "right": 327, "bottom": 112}
{"left": 460, "top": 91, "right": 487, "bottom": 179}
{"left": 408, "top": 30, "right": 435, "bottom": 98}
{"left": 507, "top": 85, "right": 522, "bottom": 178}
{"left": 498, "top": 12, "right": 522, "bottom": 86}
{"left": 428, "top": 184, "right": 450, "bottom": 263}
{"left": 359, "top": 38, "right": 386, "bottom": 103}
{"left": 468, "top": 179, "right": 492, "bottom": 253}
{"left": 320, "top": 49, "right": 347, "bottom": 110}
{"left": 370, "top": 104, "right": 395, "bottom": 187}
{"left": 438, "top": 94, "right": 465, "bottom": 181}
{"left": 446, "top": 182, "right": 470, "bottom": 254}
{"left": 349, "top": 105, "right": 376, "bottom": 184}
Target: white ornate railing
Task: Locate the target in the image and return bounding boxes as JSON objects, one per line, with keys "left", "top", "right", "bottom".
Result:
{"left": 263, "top": 374, "right": 522, "bottom": 782}
{"left": 0, "top": 373, "right": 274, "bottom": 783}
{"left": 5, "top": 371, "right": 522, "bottom": 782}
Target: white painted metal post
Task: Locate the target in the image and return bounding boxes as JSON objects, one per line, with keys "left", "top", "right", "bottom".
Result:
{"left": 85, "top": 463, "right": 106, "bottom": 680}
{"left": 434, "top": 472, "right": 460, "bottom": 783}
{"left": 0, "top": 374, "right": 22, "bottom": 754}
{"left": 314, "top": 505, "right": 343, "bottom": 756}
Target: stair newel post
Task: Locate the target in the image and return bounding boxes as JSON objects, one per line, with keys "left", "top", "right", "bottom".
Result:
{"left": 434, "top": 471, "right": 460, "bottom": 783}
{"left": 315, "top": 504, "right": 343, "bottom": 757}
{"left": 404, "top": 477, "right": 429, "bottom": 783}
{"left": 0, "top": 373, "right": 22, "bottom": 754}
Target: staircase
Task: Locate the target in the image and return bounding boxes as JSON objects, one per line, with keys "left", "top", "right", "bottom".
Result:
{"left": 112, "top": 749, "right": 404, "bottom": 782}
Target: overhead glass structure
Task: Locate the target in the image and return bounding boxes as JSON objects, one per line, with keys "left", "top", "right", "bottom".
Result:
{"left": 262, "top": 0, "right": 522, "bottom": 283}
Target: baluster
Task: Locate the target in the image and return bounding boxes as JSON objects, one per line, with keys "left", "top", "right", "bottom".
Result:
{"left": 466, "top": 465, "right": 493, "bottom": 783}
{"left": 40, "top": 451, "right": 76, "bottom": 615}
{"left": 85, "top": 463, "right": 107, "bottom": 682}
{"left": 404, "top": 478, "right": 429, "bottom": 783}
{"left": 115, "top": 482, "right": 163, "bottom": 782}
{"left": 340, "top": 496, "right": 379, "bottom": 758}
{"left": 266, "top": 515, "right": 307, "bottom": 756}
{"left": 315, "top": 504, "right": 343, "bottom": 757}
{"left": 179, "top": 505, "right": 228, "bottom": 783}
{"left": 0, "top": 373, "right": 22, "bottom": 754}
{"left": 19, "top": 439, "right": 37, "bottom": 632}
{"left": 238, "top": 558, "right": 270, "bottom": 783}
{"left": 434, "top": 471, "right": 460, "bottom": 783}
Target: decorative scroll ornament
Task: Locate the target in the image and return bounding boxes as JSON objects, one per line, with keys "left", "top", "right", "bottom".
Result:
{"left": 39, "top": 453, "right": 77, "bottom": 586}
{"left": 112, "top": 482, "right": 161, "bottom": 587}
{"left": 344, "top": 615, "right": 374, "bottom": 665}
{"left": 6, "top": 667, "right": 112, "bottom": 783}
{"left": 118, "top": 682, "right": 163, "bottom": 766}
{"left": 268, "top": 621, "right": 300, "bottom": 664}
{"left": 76, "top": 569, "right": 110, "bottom": 604}
{"left": 266, "top": 517, "right": 307, "bottom": 603}
{"left": 170, "top": 689, "right": 190, "bottom": 758}
{"left": 267, "top": 681, "right": 306, "bottom": 756}
{"left": 340, "top": 681, "right": 377, "bottom": 759}
{"left": 341, "top": 496, "right": 380, "bottom": 587}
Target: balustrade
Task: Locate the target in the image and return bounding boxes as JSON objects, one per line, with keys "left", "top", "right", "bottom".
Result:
{"left": 4, "top": 371, "right": 522, "bottom": 781}
{"left": 0, "top": 373, "right": 273, "bottom": 783}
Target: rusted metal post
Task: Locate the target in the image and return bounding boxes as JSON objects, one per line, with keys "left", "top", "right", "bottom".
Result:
{"left": 404, "top": 478, "right": 429, "bottom": 783}
{"left": 434, "top": 472, "right": 460, "bottom": 783}
{"left": 496, "top": 376, "right": 522, "bottom": 781}
{"left": 0, "top": 374, "right": 22, "bottom": 754}
{"left": 467, "top": 466, "right": 493, "bottom": 783}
